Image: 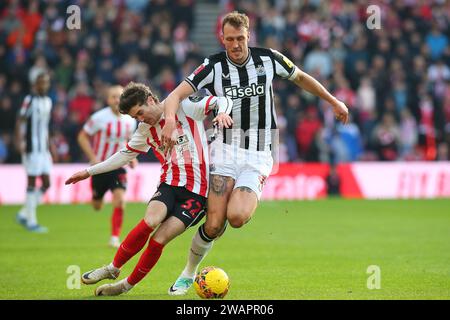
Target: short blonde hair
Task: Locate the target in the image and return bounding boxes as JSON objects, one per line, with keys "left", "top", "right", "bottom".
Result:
{"left": 221, "top": 11, "right": 249, "bottom": 32}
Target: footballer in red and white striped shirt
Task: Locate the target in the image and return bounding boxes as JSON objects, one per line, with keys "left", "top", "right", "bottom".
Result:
{"left": 65, "top": 82, "right": 233, "bottom": 296}
{"left": 125, "top": 97, "right": 219, "bottom": 198}
{"left": 78, "top": 85, "right": 137, "bottom": 248}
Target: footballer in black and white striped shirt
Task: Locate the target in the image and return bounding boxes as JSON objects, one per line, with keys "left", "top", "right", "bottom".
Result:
{"left": 15, "top": 72, "right": 53, "bottom": 233}
{"left": 162, "top": 11, "right": 349, "bottom": 296}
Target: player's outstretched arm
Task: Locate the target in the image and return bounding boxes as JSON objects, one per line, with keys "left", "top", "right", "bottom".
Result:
{"left": 65, "top": 170, "right": 90, "bottom": 185}
{"left": 292, "top": 69, "right": 349, "bottom": 124}
{"left": 161, "top": 81, "right": 195, "bottom": 148}
{"left": 65, "top": 149, "right": 138, "bottom": 186}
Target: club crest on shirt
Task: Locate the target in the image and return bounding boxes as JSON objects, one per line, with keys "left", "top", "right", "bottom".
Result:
{"left": 256, "top": 64, "right": 266, "bottom": 76}
{"left": 188, "top": 96, "right": 203, "bottom": 103}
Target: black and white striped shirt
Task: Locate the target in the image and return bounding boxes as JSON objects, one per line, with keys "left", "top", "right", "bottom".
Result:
{"left": 19, "top": 95, "right": 52, "bottom": 154}
{"left": 185, "top": 47, "right": 296, "bottom": 151}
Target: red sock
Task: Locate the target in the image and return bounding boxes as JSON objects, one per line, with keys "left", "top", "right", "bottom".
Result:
{"left": 111, "top": 207, "right": 124, "bottom": 237}
{"left": 112, "top": 220, "right": 153, "bottom": 269}
{"left": 127, "top": 237, "right": 164, "bottom": 286}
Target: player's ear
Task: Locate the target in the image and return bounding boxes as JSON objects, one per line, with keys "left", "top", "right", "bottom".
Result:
{"left": 220, "top": 32, "right": 225, "bottom": 45}
{"left": 147, "top": 96, "right": 154, "bottom": 106}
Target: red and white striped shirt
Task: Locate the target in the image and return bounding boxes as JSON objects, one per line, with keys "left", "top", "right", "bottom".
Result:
{"left": 125, "top": 96, "right": 225, "bottom": 197}
{"left": 83, "top": 107, "right": 137, "bottom": 161}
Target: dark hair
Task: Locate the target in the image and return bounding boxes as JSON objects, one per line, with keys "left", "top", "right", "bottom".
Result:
{"left": 221, "top": 11, "right": 249, "bottom": 32}
{"left": 119, "top": 82, "right": 159, "bottom": 115}
{"left": 34, "top": 71, "right": 49, "bottom": 84}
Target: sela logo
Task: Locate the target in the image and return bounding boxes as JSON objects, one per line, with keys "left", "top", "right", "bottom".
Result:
{"left": 223, "top": 83, "right": 266, "bottom": 99}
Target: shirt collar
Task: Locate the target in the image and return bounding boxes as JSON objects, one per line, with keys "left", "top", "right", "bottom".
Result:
{"left": 226, "top": 48, "right": 251, "bottom": 68}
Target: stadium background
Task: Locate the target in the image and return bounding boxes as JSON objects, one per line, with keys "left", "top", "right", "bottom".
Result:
{"left": 0, "top": 0, "right": 449, "bottom": 300}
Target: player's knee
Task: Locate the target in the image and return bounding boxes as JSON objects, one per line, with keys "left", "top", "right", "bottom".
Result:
{"left": 113, "top": 199, "right": 125, "bottom": 210}
{"left": 204, "top": 221, "right": 225, "bottom": 239}
{"left": 228, "top": 215, "right": 246, "bottom": 228}
{"left": 143, "top": 212, "right": 159, "bottom": 229}
{"left": 227, "top": 210, "right": 252, "bottom": 228}
{"left": 92, "top": 200, "right": 103, "bottom": 211}
{"left": 112, "top": 191, "right": 126, "bottom": 209}
{"left": 151, "top": 234, "right": 169, "bottom": 246}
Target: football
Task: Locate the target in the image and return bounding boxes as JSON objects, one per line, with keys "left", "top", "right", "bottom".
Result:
{"left": 194, "top": 266, "right": 230, "bottom": 299}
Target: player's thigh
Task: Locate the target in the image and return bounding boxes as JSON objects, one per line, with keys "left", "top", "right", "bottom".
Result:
{"left": 110, "top": 168, "right": 127, "bottom": 208}
{"left": 151, "top": 216, "right": 186, "bottom": 245}
{"left": 91, "top": 174, "right": 108, "bottom": 209}
{"left": 23, "top": 153, "right": 42, "bottom": 178}
{"left": 40, "top": 174, "right": 50, "bottom": 190}
{"left": 226, "top": 150, "right": 272, "bottom": 227}
{"left": 144, "top": 183, "right": 174, "bottom": 228}
{"left": 27, "top": 175, "right": 37, "bottom": 188}
{"left": 205, "top": 175, "right": 235, "bottom": 235}
{"left": 227, "top": 186, "right": 258, "bottom": 228}
{"left": 145, "top": 200, "right": 168, "bottom": 229}
{"left": 171, "top": 187, "right": 207, "bottom": 229}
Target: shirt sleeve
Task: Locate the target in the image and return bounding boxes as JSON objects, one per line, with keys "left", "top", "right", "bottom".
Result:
{"left": 270, "top": 48, "right": 296, "bottom": 80}
{"left": 181, "top": 96, "right": 233, "bottom": 121}
{"left": 19, "top": 95, "right": 32, "bottom": 118}
{"left": 87, "top": 151, "right": 135, "bottom": 176}
{"left": 185, "top": 58, "right": 215, "bottom": 92}
{"left": 125, "top": 122, "right": 151, "bottom": 154}
{"left": 83, "top": 113, "right": 101, "bottom": 136}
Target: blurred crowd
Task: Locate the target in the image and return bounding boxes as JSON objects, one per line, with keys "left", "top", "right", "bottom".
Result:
{"left": 0, "top": 0, "right": 449, "bottom": 165}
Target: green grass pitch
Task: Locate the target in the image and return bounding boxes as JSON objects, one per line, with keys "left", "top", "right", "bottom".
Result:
{"left": 1, "top": 199, "right": 449, "bottom": 300}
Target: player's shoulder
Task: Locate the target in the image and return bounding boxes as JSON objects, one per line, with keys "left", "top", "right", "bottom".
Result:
{"left": 183, "top": 95, "right": 206, "bottom": 104}
{"left": 23, "top": 94, "right": 34, "bottom": 103}
{"left": 136, "top": 121, "right": 151, "bottom": 134}
{"left": 206, "top": 51, "right": 227, "bottom": 64}
{"left": 250, "top": 47, "right": 274, "bottom": 57}
{"left": 91, "top": 107, "right": 112, "bottom": 118}
{"left": 119, "top": 112, "right": 136, "bottom": 123}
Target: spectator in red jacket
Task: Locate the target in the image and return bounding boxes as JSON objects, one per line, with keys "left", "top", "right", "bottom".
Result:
{"left": 296, "top": 106, "right": 322, "bottom": 161}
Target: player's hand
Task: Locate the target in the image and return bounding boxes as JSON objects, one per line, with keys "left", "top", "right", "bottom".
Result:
{"left": 332, "top": 100, "right": 349, "bottom": 124}
{"left": 161, "top": 117, "right": 177, "bottom": 152}
{"left": 129, "top": 158, "right": 138, "bottom": 169}
{"left": 213, "top": 112, "right": 234, "bottom": 129}
{"left": 65, "top": 170, "right": 90, "bottom": 185}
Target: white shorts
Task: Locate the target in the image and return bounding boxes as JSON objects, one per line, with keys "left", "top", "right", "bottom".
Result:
{"left": 209, "top": 141, "right": 273, "bottom": 199}
{"left": 22, "top": 152, "right": 53, "bottom": 176}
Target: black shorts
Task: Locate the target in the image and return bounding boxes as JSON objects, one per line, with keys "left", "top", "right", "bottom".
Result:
{"left": 150, "top": 183, "right": 206, "bottom": 228}
{"left": 91, "top": 168, "right": 127, "bottom": 200}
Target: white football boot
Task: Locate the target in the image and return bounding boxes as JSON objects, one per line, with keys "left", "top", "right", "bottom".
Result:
{"left": 81, "top": 265, "right": 120, "bottom": 285}
{"left": 168, "top": 275, "right": 194, "bottom": 296}
{"left": 95, "top": 279, "right": 132, "bottom": 296}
